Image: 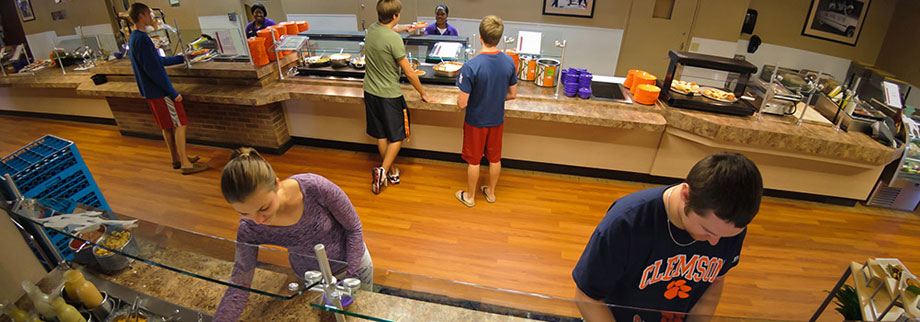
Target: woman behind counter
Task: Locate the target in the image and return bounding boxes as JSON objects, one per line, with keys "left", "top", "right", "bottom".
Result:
{"left": 214, "top": 147, "right": 372, "bottom": 321}
{"left": 425, "top": 4, "right": 459, "bottom": 36}
{"left": 244, "top": 3, "right": 276, "bottom": 38}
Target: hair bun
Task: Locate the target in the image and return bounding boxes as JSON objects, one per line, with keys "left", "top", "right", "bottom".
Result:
{"left": 230, "top": 147, "right": 258, "bottom": 161}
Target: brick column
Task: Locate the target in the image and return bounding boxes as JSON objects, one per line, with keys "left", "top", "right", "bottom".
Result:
{"left": 106, "top": 97, "right": 292, "bottom": 154}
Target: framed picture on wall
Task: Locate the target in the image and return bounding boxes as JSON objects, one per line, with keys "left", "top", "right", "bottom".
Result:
{"left": 16, "top": 0, "right": 35, "bottom": 22}
{"left": 802, "top": 0, "right": 870, "bottom": 46}
{"left": 543, "top": 0, "right": 595, "bottom": 18}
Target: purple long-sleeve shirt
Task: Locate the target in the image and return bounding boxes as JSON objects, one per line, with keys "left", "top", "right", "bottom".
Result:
{"left": 214, "top": 174, "right": 365, "bottom": 321}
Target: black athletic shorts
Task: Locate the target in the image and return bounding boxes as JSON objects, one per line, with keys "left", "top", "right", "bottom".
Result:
{"left": 364, "top": 92, "right": 410, "bottom": 142}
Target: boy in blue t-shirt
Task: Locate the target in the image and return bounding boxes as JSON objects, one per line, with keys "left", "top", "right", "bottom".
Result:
{"left": 454, "top": 15, "right": 517, "bottom": 207}
{"left": 573, "top": 152, "right": 763, "bottom": 321}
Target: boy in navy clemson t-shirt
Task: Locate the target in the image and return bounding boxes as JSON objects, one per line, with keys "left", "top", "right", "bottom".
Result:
{"left": 573, "top": 152, "right": 763, "bottom": 321}
{"left": 454, "top": 15, "right": 517, "bottom": 207}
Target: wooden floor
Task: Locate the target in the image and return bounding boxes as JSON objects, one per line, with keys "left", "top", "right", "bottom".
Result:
{"left": 2, "top": 115, "right": 919, "bottom": 321}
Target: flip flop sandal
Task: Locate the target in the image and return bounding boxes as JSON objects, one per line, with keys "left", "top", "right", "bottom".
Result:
{"left": 455, "top": 190, "right": 474, "bottom": 208}
{"left": 181, "top": 162, "right": 209, "bottom": 175}
{"left": 480, "top": 186, "right": 496, "bottom": 203}
{"left": 173, "top": 155, "right": 201, "bottom": 169}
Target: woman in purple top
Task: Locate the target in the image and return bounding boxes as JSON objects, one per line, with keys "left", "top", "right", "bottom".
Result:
{"left": 214, "top": 147, "right": 372, "bottom": 321}
{"left": 244, "top": 3, "right": 276, "bottom": 38}
{"left": 425, "top": 5, "right": 459, "bottom": 36}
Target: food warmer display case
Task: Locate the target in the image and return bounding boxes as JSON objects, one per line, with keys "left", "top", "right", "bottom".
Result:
{"left": 291, "top": 30, "right": 470, "bottom": 86}
{"left": 659, "top": 50, "right": 758, "bottom": 117}
{"left": 866, "top": 115, "right": 920, "bottom": 211}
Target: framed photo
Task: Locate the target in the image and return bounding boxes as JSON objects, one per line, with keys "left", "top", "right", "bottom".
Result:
{"left": 16, "top": 0, "right": 35, "bottom": 22}
{"left": 801, "top": 0, "right": 870, "bottom": 46}
{"left": 543, "top": 0, "right": 595, "bottom": 18}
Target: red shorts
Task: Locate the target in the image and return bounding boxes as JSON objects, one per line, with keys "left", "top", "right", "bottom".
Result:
{"left": 462, "top": 122, "right": 503, "bottom": 165}
{"left": 147, "top": 96, "right": 188, "bottom": 130}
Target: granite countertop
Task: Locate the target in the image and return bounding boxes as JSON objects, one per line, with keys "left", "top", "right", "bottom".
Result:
{"left": 659, "top": 103, "right": 900, "bottom": 165}
{"left": 6, "top": 246, "right": 540, "bottom": 322}
{"left": 0, "top": 66, "right": 94, "bottom": 89}
{"left": 91, "top": 54, "right": 298, "bottom": 81}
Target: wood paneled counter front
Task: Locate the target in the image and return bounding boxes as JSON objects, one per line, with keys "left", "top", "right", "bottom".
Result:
{"left": 0, "top": 60, "right": 899, "bottom": 201}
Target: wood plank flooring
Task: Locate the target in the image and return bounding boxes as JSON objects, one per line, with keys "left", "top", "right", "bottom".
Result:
{"left": 1, "top": 115, "right": 918, "bottom": 321}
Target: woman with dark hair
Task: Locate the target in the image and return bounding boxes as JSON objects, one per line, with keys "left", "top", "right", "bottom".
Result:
{"left": 213, "top": 147, "right": 372, "bottom": 321}
{"left": 424, "top": 4, "right": 459, "bottom": 36}
{"left": 244, "top": 3, "right": 276, "bottom": 38}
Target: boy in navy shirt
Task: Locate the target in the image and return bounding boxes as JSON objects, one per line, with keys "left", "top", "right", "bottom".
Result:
{"left": 128, "top": 3, "right": 207, "bottom": 175}
{"left": 573, "top": 152, "right": 763, "bottom": 321}
{"left": 454, "top": 15, "right": 517, "bottom": 207}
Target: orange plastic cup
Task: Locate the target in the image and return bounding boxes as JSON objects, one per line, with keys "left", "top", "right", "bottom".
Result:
{"left": 630, "top": 72, "right": 657, "bottom": 96}
{"left": 248, "top": 37, "right": 270, "bottom": 67}
{"left": 296, "top": 21, "right": 309, "bottom": 32}
{"left": 634, "top": 84, "right": 661, "bottom": 105}
{"left": 624, "top": 69, "right": 642, "bottom": 89}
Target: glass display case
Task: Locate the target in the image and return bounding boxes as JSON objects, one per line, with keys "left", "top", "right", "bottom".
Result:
{"left": 281, "top": 28, "right": 565, "bottom": 87}
{"left": 289, "top": 30, "right": 472, "bottom": 86}
{"left": 659, "top": 51, "right": 758, "bottom": 117}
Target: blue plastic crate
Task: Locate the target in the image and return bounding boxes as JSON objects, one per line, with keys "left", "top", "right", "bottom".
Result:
{"left": 1, "top": 135, "right": 111, "bottom": 261}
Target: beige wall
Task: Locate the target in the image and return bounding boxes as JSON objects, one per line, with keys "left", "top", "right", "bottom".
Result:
{"left": 743, "top": 0, "right": 897, "bottom": 65}
{"left": 21, "top": 0, "right": 112, "bottom": 36}
{"left": 416, "top": 0, "right": 630, "bottom": 29}
{"left": 874, "top": 0, "right": 920, "bottom": 87}
{"left": 275, "top": 0, "right": 631, "bottom": 30}
{"left": 691, "top": 0, "right": 750, "bottom": 42}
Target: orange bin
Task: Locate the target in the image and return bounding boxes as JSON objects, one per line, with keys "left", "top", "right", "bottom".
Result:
{"left": 630, "top": 72, "right": 657, "bottom": 96}
{"left": 248, "top": 37, "right": 270, "bottom": 67}
{"left": 296, "top": 21, "right": 309, "bottom": 32}
{"left": 624, "top": 69, "right": 642, "bottom": 89}
{"left": 634, "top": 84, "right": 661, "bottom": 105}
{"left": 505, "top": 50, "right": 520, "bottom": 73}
{"left": 257, "top": 28, "right": 279, "bottom": 61}
{"left": 269, "top": 25, "right": 289, "bottom": 57}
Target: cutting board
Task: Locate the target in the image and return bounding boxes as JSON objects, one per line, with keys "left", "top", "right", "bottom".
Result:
{"left": 797, "top": 102, "right": 834, "bottom": 127}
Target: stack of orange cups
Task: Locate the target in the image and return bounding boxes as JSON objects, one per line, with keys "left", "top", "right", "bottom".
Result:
{"left": 634, "top": 84, "right": 661, "bottom": 105}
{"left": 630, "top": 72, "right": 657, "bottom": 96}
{"left": 248, "top": 37, "right": 270, "bottom": 67}
{"left": 624, "top": 69, "right": 642, "bottom": 89}
{"left": 281, "top": 22, "right": 298, "bottom": 35}
{"left": 257, "top": 28, "right": 278, "bottom": 61}
{"left": 296, "top": 21, "right": 309, "bottom": 32}
{"left": 505, "top": 50, "right": 520, "bottom": 73}
{"left": 268, "top": 25, "right": 288, "bottom": 56}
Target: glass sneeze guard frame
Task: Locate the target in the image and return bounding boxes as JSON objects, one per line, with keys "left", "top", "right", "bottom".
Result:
{"left": 10, "top": 198, "right": 349, "bottom": 300}
{"left": 306, "top": 265, "right": 795, "bottom": 322}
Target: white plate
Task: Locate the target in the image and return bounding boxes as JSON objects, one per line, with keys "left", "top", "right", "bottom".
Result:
{"left": 669, "top": 87, "right": 694, "bottom": 96}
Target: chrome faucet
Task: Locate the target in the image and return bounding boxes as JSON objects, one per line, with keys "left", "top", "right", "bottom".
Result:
{"left": 304, "top": 244, "right": 361, "bottom": 322}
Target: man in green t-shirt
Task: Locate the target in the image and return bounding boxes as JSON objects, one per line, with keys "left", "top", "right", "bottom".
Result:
{"left": 365, "top": 0, "right": 430, "bottom": 194}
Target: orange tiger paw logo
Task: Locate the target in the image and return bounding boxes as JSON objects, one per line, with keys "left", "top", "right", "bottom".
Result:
{"left": 661, "top": 312, "right": 686, "bottom": 322}
{"left": 663, "top": 279, "right": 691, "bottom": 300}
